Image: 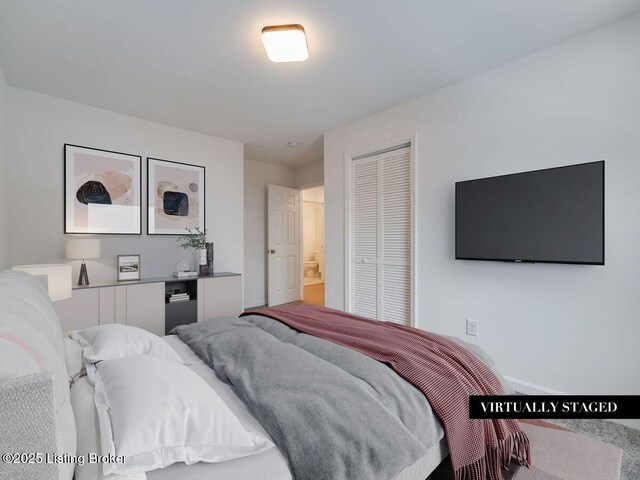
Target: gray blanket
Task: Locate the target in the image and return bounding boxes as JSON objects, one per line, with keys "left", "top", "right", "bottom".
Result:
{"left": 175, "top": 315, "right": 445, "bottom": 480}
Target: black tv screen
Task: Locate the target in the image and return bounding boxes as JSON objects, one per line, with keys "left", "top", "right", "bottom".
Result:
{"left": 455, "top": 161, "right": 604, "bottom": 265}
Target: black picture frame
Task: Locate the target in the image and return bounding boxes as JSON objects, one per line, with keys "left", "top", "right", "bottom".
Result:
{"left": 146, "top": 157, "right": 206, "bottom": 236}
{"left": 64, "top": 144, "right": 142, "bottom": 235}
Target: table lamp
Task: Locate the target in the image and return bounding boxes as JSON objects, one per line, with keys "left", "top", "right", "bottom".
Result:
{"left": 12, "top": 264, "right": 72, "bottom": 301}
{"left": 65, "top": 238, "right": 101, "bottom": 286}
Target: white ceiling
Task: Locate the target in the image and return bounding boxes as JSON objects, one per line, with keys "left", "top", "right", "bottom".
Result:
{"left": 1, "top": 1, "right": 639, "bottom": 167}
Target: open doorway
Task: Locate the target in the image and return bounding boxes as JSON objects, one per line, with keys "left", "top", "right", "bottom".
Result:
{"left": 301, "top": 186, "right": 325, "bottom": 306}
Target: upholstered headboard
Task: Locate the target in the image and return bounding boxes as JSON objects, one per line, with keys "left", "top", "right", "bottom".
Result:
{"left": 0, "top": 270, "right": 76, "bottom": 480}
{"left": 0, "top": 371, "right": 59, "bottom": 480}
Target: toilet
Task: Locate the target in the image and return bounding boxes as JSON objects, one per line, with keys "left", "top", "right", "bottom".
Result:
{"left": 304, "top": 249, "right": 324, "bottom": 278}
{"left": 304, "top": 259, "right": 318, "bottom": 277}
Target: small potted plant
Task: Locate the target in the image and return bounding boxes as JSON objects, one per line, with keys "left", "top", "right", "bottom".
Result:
{"left": 177, "top": 227, "right": 207, "bottom": 271}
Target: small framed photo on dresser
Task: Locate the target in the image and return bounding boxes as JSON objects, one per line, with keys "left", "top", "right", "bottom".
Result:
{"left": 117, "top": 255, "right": 141, "bottom": 281}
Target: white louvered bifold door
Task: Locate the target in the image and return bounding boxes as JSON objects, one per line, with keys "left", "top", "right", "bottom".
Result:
{"left": 381, "top": 148, "right": 412, "bottom": 325}
{"left": 352, "top": 157, "right": 379, "bottom": 319}
{"left": 350, "top": 146, "right": 412, "bottom": 326}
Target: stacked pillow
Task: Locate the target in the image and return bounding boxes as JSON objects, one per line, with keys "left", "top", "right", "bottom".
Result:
{"left": 69, "top": 324, "right": 271, "bottom": 478}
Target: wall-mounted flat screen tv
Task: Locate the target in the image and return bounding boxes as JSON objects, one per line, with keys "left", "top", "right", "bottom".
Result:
{"left": 455, "top": 161, "right": 604, "bottom": 265}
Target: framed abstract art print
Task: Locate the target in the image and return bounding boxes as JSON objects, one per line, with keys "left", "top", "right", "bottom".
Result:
{"left": 64, "top": 144, "right": 142, "bottom": 234}
{"left": 147, "top": 158, "right": 205, "bottom": 235}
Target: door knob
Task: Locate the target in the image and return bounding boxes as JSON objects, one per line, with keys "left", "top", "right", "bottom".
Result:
{"left": 268, "top": 249, "right": 276, "bottom": 254}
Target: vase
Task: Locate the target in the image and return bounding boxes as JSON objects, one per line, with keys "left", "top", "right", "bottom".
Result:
{"left": 199, "top": 243, "right": 214, "bottom": 275}
{"left": 193, "top": 249, "right": 205, "bottom": 275}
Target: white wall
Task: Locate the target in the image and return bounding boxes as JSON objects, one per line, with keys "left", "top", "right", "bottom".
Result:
{"left": 303, "top": 201, "right": 324, "bottom": 263}
{"left": 302, "top": 186, "right": 325, "bottom": 203}
{"left": 294, "top": 160, "right": 324, "bottom": 187}
{"left": 7, "top": 88, "right": 244, "bottom": 284}
{"left": 244, "top": 158, "right": 295, "bottom": 307}
{"left": 0, "top": 61, "right": 8, "bottom": 269}
{"left": 325, "top": 14, "right": 640, "bottom": 408}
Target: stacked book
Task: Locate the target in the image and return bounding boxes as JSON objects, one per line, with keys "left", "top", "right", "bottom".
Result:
{"left": 166, "top": 292, "right": 190, "bottom": 303}
{"left": 173, "top": 271, "right": 199, "bottom": 278}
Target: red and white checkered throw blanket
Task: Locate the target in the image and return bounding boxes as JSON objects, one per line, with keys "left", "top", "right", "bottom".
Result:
{"left": 243, "top": 305, "right": 530, "bottom": 480}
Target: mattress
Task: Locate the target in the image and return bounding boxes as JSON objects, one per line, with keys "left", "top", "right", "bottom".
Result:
{"left": 146, "top": 335, "right": 448, "bottom": 480}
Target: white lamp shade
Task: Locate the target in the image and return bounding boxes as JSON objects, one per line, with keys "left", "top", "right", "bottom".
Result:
{"left": 66, "top": 238, "right": 101, "bottom": 260}
{"left": 12, "top": 264, "right": 73, "bottom": 301}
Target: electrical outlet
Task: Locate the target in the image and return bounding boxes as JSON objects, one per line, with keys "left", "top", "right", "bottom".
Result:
{"left": 466, "top": 318, "right": 479, "bottom": 336}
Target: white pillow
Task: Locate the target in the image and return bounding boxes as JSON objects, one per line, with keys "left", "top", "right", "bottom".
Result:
{"left": 70, "top": 324, "right": 183, "bottom": 364}
{"left": 70, "top": 376, "right": 147, "bottom": 480}
{"left": 90, "top": 355, "right": 259, "bottom": 476}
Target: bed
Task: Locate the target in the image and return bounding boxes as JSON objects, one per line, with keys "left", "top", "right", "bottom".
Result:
{"left": 0, "top": 270, "right": 515, "bottom": 480}
{"left": 144, "top": 334, "right": 449, "bottom": 480}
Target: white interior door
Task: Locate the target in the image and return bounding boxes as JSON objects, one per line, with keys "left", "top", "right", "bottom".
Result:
{"left": 268, "top": 184, "right": 301, "bottom": 306}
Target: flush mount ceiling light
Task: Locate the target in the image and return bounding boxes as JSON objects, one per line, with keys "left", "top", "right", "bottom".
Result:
{"left": 287, "top": 141, "right": 300, "bottom": 148}
{"left": 261, "top": 24, "right": 309, "bottom": 63}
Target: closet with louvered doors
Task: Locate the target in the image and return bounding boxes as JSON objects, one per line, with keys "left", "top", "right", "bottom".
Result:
{"left": 349, "top": 145, "right": 413, "bottom": 326}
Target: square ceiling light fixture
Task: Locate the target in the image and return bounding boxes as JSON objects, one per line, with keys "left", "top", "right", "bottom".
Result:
{"left": 261, "top": 24, "right": 309, "bottom": 63}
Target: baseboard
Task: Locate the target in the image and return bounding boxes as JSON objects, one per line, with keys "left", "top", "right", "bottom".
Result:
{"left": 505, "top": 376, "right": 640, "bottom": 430}
{"left": 504, "top": 376, "right": 566, "bottom": 396}
{"left": 243, "top": 299, "right": 266, "bottom": 310}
